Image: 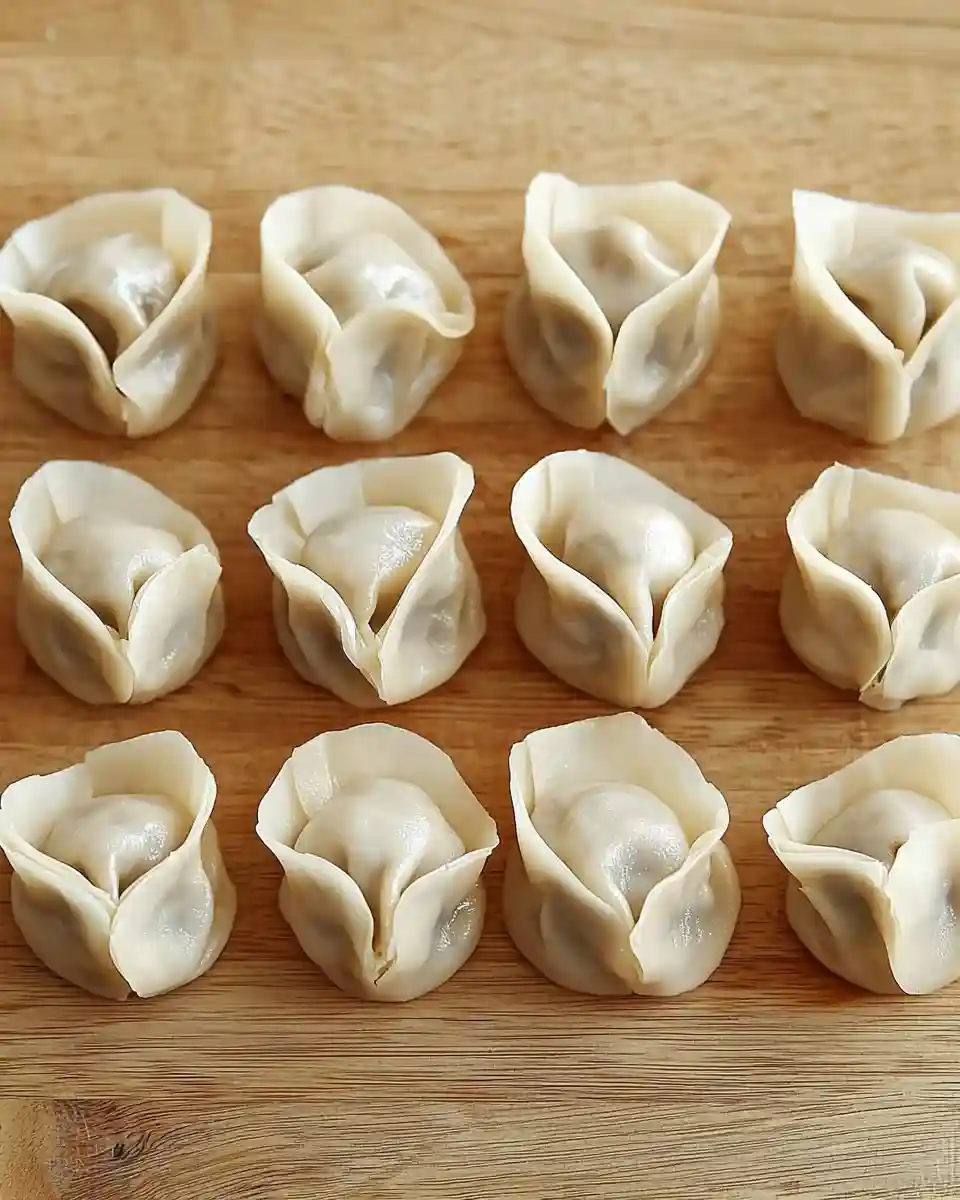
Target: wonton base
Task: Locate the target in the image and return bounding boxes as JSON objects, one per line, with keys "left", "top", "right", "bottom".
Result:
{"left": 504, "top": 843, "right": 740, "bottom": 998}
{"left": 271, "top": 579, "right": 386, "bottom": 708}
{"left": 11, "top": 876, "right": 131, "bottom": 1000}
{"left": 278, "top": 877, "right": 488, "bottom": 1002}
{"left": 777, "top": 566, "right": 910, "bottom": 711}
{"left": 784, "top": 882, "right": 904, "bottom": 996}
{"left": 514, "top": 568, "right": 717, "bottom": 710}
{"left": 16, "top": 583, "right": 225, "bottom": 707}
{"left": 11, "top": 315, "right": 217, "bottom": 440}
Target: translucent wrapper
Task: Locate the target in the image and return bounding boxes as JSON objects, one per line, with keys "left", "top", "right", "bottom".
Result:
{"left": 504, "top": 172, "right": 731, "bottom": 434}
{"left": 257, "top": 724, "right": 498, "bottom": 1001}
{"left": 0, "top": 189, "right": 215, "bottom": 437}
{"left": 504, "top": 713, "right": 740, "bottom": 996}
{"left": 777, "top": 190, "right": 960, "bottom": 444}
{"left": 781, "top": 463, "right": 960, "bottom": 710}
{"left": 248, "top": 452, "right": 485, "bottom": 707}
{"left": 511, "top": 450, "right": 732, "bottom": 708}
{"left": 0, "top": 732, "right": 236, "bottom": 999}
{"left": 764, "top": 734, "right": 960, "bottom": 995}
{"left": 257, "top": 186, "right": 474, "bottom": 441}
{"left": 11, "top": 460, "right": 223, "bottom": 705}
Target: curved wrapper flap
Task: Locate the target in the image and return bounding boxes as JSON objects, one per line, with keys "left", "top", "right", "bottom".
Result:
{"left": 872, "top": 572, "right": 960, "bottom": 706}
{"left": 259, "top": 186, "right": 474, "bottom": 440}
{"left": 104, "top": 733, "right": 234, "bottom": 997}
{"left": 511, "top": 450, "right": 731, "bottom": 708}
{"left": 763, "top": 734, "right": 960, "bottom": 994}
{"left": 10, "top": 460, "right": 223, "bottom": 705}
{"left": 506, "top": 172, "right": 730, "bottom": 434}
{"left": 0, "top": 731, "right": 234, "bottom": 999}
{"left": 778, "top": 190, "right": 960, "bottom": 443}
{"left": 125, "top": 545, "right": 223, "bottom": 701}
{"left": 258, "top": 756, "right": 380, "bottom": 982}
{"left": 0, "top": 189, "right": 213, "bottom": 437}
{"left": 9, "top": 859, "right": 125, "bottom": 998}
{"left": 604, "top": 185, "right": 730, "bottom": 435}
{"left": 782, "top": 464, "right": 892, "bottom": 693}
{"left": 256, "top": 725, "right": 498, "bottom": 1000}
{"left": 111, "top": 823, "right": 234, "bottom": 999}
{"left": 327, "top": 306, "right": 447, "bottom": 442}
{"left": 781, "top": 462, "right": 960, "bottom": 708}
{"left": 885, "top": 821, "right": 960, "bottom": 993}
{"left": 505, "top": 713, "right": 740, "bottom": 996}
{"left": 508, "top": 737, "right": 633, "bottom": 989}
{"left": 628, "top": 840, "right": 738, "bottom": 991}
{"left": 248, "top": 453, "right": 483, "bottom": 706}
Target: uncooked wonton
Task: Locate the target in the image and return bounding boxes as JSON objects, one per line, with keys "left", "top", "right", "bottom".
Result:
{"left": 257, "top": 724, "right": 498, "bottom": 1001}
{"left": 0, "top": 190, "right": 215, "bottom": 436}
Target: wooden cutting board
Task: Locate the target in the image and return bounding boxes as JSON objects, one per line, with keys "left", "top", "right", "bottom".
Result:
{"left": 2, "top": 2, "right": 960, "bottom": 1196}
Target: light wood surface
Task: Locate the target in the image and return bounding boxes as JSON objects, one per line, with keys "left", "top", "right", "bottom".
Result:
{"left": 2, "top": 1, "right": 960, "bottom": 1196}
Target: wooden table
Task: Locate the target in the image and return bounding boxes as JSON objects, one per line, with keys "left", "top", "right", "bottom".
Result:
{"left": 2, "top": 1, "right": 959, "bottom": 1196}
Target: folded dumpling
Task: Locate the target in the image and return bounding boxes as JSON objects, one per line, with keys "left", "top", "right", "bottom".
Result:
{"left": 763, "top": 734, "right": 960, "bottom": 995}
{"left": 257, "top": 724, "right": 499, "bottom": 1001}
{"left": 777, "top": 190, "right": 960, "bottom": 443}
{"left": 10, "top": 460, "right": 224, "bottom": 705}
{"left": 503, "top": 173, "right": 731, "bottom": 434}
{"left": 511, "top": 450, "right": 732, "bottom": 708}
{"left": 781, "top": 462, "right": 960, "bottom": 710}
{"left": 248, "top": 452, "right": 484, "bottom": 706}
{"left": 504, "top": 713, "right": 739, "bottom": 995}
{"left": 257, "top": 186, "right": 474, "bottom": 440}
{"left": 0, "top": 190, "right": 215, "bottom": 437}
{"left": 0, "top": 731, "right": 236, "bottom": 999}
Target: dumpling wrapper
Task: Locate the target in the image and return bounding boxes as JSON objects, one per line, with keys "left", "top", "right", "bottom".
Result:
{"left": 10, "top": 460, "right": 224, "bottom": 705}
{"left": 300, "top": 505, "right": 439, "bottom": 631}
{"left": 0, "top": 189, "right": 215, "bottom": 437}
{"left": 257, "top": 186, "right": 474, "bottom": 441}
{"left": 781, "top": 462, "right": 960, "bottom": 710}
{"left": 0, "top": 731, "right": 236, "bottom": 1000}
{"left": 256, "top": 724, "right": 499, "bottom": 1001}
{"left": 503, "top": 172, "right": 731, "bottom": 434}
{"left": 504, "top": 712, "right": 740, "bottom": 996}
{"left": 248, "top": 452, "right": 485, "bottom": 707}
{"left": 511, "top": 450, "right": 732, "bottom": 708}
{"left": 763, "top": 734, "right": 960, "bottom": 995}
{"left": 776, "top": 190, "right": 960, "bottom": 444}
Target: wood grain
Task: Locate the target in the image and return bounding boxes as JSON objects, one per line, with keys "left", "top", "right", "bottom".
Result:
{"left": 2, "top": 0, "right": 960, "bottom": 1196}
